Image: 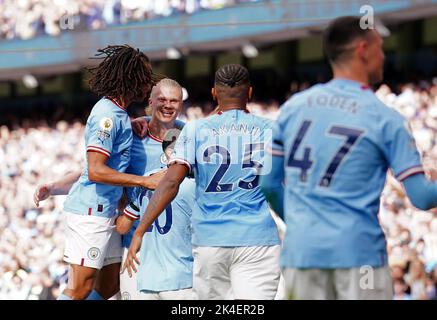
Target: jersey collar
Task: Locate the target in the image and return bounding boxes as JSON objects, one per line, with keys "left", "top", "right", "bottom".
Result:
{"left": 330, "top": 78, "right": 371, "bottom": 91}
{"left": 147, "top": 129, "right": 163, "bottom": 143}
{"left": 106, "top": 97, "right": 127, "bottom": 111}
{"left": 217, "top": 108, "right": 250, "bottom": 115}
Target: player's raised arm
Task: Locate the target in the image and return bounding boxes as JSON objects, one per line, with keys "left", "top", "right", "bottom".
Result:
{"left": 122, "top": 163, "right": 188, "bottom": 277}
{"left": 33, "top": 170, "right": 81, "bottom": 207}
{"left": 382, "top": 110, "right": 437, "bottom": 211}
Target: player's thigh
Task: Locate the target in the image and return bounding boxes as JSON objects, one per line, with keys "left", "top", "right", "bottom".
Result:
{"left": 119, "top": 248, "right": 142, "bottom": 300}
{"left": 192, "top": 246, "right": 232, "bottom": 300}
{"left": 230, "top": 245, "right": 281, "bottom": 300}
{"left": 334, "top": 266, "right": 393, "bottom": 300}
{"left": 63, "top": 212, "right": 118, "bottom": 270}
{"left": 67, "top": 264, "right": 98, "bottom": 291}
{"left": 282, "top": 268, "right": 335, "bottom": 300}
{"left": 95, "top": 262, "right": 121, "bottom": 299}
{"left": 159, "top": 288, "right": 195, "bottom": 300}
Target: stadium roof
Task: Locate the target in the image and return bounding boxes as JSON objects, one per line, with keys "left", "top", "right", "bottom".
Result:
{"left": 0, "top": 0, "right": 437, "bottom": 80}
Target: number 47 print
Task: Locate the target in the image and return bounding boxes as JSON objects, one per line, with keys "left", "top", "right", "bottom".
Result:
{"left": 288, "top": 120, "right": 364, "bottom": 187}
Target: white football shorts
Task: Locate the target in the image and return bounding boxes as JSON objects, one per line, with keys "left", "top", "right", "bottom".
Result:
{"left": 139, "top": 288, "right": 195, "bottom": 300}
{"left": 282, "top": 266, "right": 393, "bottom": 300}
{"left": 63, "top": 211, "right": 122, "bottom": 270}
{"left": 192, "top": 245, "right": 281, "bottom": 300}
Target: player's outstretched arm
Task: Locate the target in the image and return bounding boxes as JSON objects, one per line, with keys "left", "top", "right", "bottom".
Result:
{"left": 402, "top": 172, "right": 437, "bottom": 211}
{"left": 87, "top": 152, "right": 166, "bottom": 189}
{"left": 33, "top": 170, "right": 81, "bottom": 207}
{"left": 260, "top": 154, "right": 285, "bottom": 220}
{"left": 122, "top": 163, "right": 188, "bottom": 277}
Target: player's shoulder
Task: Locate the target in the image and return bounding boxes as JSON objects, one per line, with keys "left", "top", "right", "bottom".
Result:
{"left": 363, "top": 91, "right": 406, "bottom": 122}
{"left": 186, "top": 115, "right": 214, "bottom": 131}
{"left": 281, "top": 83, "right": 323, "bottom": 111}
{"left": 92, "top": 97, "right": 114, "bottom": 111}
{"left": 89, "top": 98, "right": 119, "bottom": 119}
{"left": 248, "top": 113, "right": 274, "bottom": 129}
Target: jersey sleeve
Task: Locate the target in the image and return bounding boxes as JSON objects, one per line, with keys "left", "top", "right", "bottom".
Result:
{"left": 382, "top": 112, "right": 424, "bottom": 181}
{"left": 86, "top": 110, "right": 118, "bottom": 158}
{"left": 123, "top": 187, "right": 141, "bottom": 220}
{"left": 168, "top": 121, "right": 196, "bottom": 173}
{"left": 267, "top": 112, "right": 285, "bottom": 157}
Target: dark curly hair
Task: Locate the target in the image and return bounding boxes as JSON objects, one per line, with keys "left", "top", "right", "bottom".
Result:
{"left": 88, "top": 45, "right": 154, "bottom": 104}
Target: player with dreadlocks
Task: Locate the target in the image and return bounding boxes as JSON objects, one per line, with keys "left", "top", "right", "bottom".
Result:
{"left": 55, "top": 45, "right": 166, "bottom": 300}
{"left": 123, "top": 64, "right": 282, "bottom": 299}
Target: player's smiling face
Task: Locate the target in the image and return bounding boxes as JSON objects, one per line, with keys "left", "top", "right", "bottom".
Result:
{"left": 150, "top": 85, "right": 183, "bottom": 124}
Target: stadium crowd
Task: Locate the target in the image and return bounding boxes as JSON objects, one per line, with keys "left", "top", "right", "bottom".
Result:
{"left": 0, "top": 0, "right": 260, "bottom": 40}
{"left": 0, "top": 80, "right": 437, "bottom": 299}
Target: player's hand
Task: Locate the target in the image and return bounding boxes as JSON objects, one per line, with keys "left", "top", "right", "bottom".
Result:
{"left": 33, "top": 183, "right": 53, "bottom": 207}
{"left": 141, "top": 169, "right": 167, "bottom": 190}
{"left": 426, "top": 167, "right": 437, "bottom": 181}
{"left": 121, "top": 233, "right": 142, "bottom": 277}
{"left": 131, "top": 117, "right": 148, "bottom": 139}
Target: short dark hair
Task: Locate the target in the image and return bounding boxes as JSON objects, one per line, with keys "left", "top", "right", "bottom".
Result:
{"left": 88, "top": 44, "right": 155, "bottom": 102}
{"left": 215, "top": 64, "right": 250, "bottom": 88}
{"left": 322, "top": 16, "right": 372, "bottom": 63}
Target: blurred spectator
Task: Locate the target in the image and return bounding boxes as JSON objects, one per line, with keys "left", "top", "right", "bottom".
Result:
{"left": 377, "top": 78, "right": 437, "bottom": 300}
{"left": 393, "top": 278, "right": 413, "bottom": 300}
{"left": 0, "top": 0, "right": 261, "bottom": 40}
{"left": 0, "top": 119, "right": 83, "bottom": 299}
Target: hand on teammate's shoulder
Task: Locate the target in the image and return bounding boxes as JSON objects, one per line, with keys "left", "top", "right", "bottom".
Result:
{"left": 131, "top": 117, "right": 149, "bottom": 139}
{"left": 141, "top": 169, "right": 167, "bottom": 190}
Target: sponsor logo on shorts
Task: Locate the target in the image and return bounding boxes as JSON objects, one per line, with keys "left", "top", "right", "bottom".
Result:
{"left": 87, "top": 247, "right": 101, "bottom": 260}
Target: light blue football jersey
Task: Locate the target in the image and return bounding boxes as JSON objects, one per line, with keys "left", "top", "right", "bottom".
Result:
{"left": 64, "top": 97, "right": 132, "bottom": 218}
{"left": 170, "top": 109, "right": 280, "bottom": 247}
{"left": 124, "top": 178, "right": 195, "bottom": 292}
{"left": 271, "top": 78, "right": 424, "bottom": 268}
{"left": 122, "top": 131, "right": 168, "bottom": 248}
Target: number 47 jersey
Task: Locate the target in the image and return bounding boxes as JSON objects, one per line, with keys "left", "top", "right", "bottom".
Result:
{"left": 169, "top": 109, "right": 280, "bottom": 248}
{"left": 271, "top": 78, "right": 424, "bottom": 269}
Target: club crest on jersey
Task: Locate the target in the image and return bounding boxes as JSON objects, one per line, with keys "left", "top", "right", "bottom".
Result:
{"left": 99, "top": 117, "right": 113, "bottom": 132}
{"left": 87, "top": 247, "right": 101, "bottom": 260}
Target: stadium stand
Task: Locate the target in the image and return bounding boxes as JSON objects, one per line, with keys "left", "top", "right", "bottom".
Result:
{"left": 0, "top": 0, "right": 260, "bottom": 40}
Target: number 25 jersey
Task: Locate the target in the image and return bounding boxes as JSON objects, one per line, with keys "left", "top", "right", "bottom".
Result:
{"left": 170, "top": 110, "right": 280, "bottom": 247}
